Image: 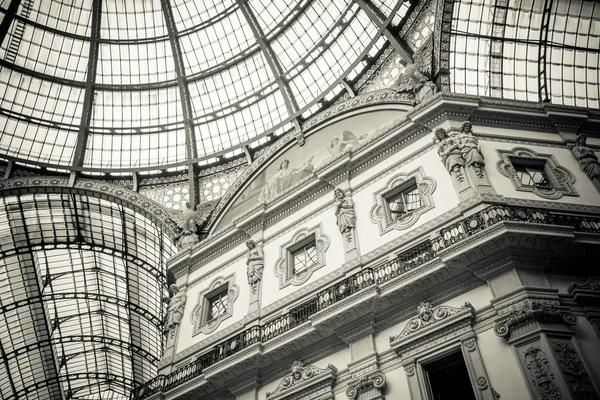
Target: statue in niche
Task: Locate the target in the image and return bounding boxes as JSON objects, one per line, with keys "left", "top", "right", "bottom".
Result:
{"left": 164, "top": 284, "right": 187, "bottom": 334}
{"left": 334, "top": 188, "right": 356, "bottom": 242}
{"left": 246, "top": 240, "right": 264, "bottom": 294}
{"left": 569, "top": 134, "right": 600, "bottom": 185}
{"left": 457, "top": 121, "right": 486, "bottom": 178}
{"left": 435, "top": 128, "right": 466, "bottom": 183}
{"left": 327, "top": 131, "right": 368, "bottom": 158}
{"left": 259, "top": 157, "right": 314, "bottom": 203}
{"left": 395, "top": 35, "right": 437, "bottom": 104}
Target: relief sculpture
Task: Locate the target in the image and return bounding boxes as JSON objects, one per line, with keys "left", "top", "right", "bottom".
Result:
{"left": 259, "top": 158, "right": 314, "bottom": 203}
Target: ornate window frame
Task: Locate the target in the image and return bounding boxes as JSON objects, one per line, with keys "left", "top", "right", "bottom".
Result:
{"left": 191, "top": 273, "right": 240, "bottom": 336}
{"left": 496, "top": 147, "right": 577, "bottom": 200}
{"left": 389, "top": 302, "right": 496, "bottom": 400}
{"left": 369, "top": 166, "right": 436, "bottom": 235}
{"left": 274, "top": 224, "right": 330, "bottom": 289}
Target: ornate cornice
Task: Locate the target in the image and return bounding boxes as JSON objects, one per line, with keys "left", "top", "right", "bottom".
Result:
{"left": 494, "top": 301, "right": 578, "bottom": 338}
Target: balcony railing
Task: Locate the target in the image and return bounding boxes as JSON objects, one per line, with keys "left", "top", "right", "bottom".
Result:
{"left": 132, "top": 204, "right": 600, "bottom": 399}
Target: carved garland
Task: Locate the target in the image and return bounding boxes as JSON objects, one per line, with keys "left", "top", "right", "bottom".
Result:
{"left": 550, "top": 339, "right": 597, "bottom": 400}
{"left": 496, "top": 147, "right": 577, "bottom": 200}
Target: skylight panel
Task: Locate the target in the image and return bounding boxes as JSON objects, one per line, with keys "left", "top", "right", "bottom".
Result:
{"left": 101, "top": 0, "right": 167, "bottom": 40}
{"left": 179, "top": 7, "right": 256, "bottom": 75}
{"left": 248, "top": 0, "right": 302, "bottom": 35}
{"left": 0, "top": 24, "right": 89, "bottom": 82}
{"left": 27, "top": 0, "right": 92, "bottom": 36}
{"left": 97, "top": 40, "right": 176, "bottom": 85}
{"left": 171, "top": 0, "right": 235, "bottom": 31}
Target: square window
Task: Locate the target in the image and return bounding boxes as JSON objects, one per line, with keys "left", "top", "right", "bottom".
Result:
{"left": 207, "top": 287, "right": 228, "bottom": 321}
{"left": 386, "top": 181, "right": 423, "bottom": 221}
{"left": 291, "top": 240, "right": 318, "bottom": 275}
{"left": 511, "top": 158, "right": 551, "bottom": 189}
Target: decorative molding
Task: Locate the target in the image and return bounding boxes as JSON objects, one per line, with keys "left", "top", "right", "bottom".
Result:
{"left": 476, "top": 376, "right": 489, "bottom": 390}
{"left": 369, "top": 166, "right": 436, "bottom": 235}
{"left": 345, "top": 371, "right": 386, "bottom": 399}
{"left": 496, "top": 147, "right": 577, "bottom": 200}
{"left": 274, "top": 224, "right": 331, "bottom": 289}
{"left": 568, "top": 276, "right": 600, "bottom": 293}
{"left": 522, "top": 346, "right": 562, "bottom": 400}
{"left": 191, "top": 274, "right": 240, "bottom": 336}
{"left": 462, "top": 337, "right": 477, "bottom": 352}
{"left": 265, "top": 361, "right": 337, "bottom": 400}
{"left": 390, "top": 301, "right": 473, "bottom": 343}
{"left": 550, "top": 339, "right": 597, "bottom": 400}
{"left": 494, "top": 301, "right": 578, "bottom": 339}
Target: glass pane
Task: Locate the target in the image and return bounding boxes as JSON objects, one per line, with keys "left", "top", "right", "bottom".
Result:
{"left": 209, "top": 289, "right": 228, "bottom": 320}
{"left": 292, "top": 241, "right": 317, "bottom": 275}
{"left": 388, "top": 185, "right": 422, "bottom": 221}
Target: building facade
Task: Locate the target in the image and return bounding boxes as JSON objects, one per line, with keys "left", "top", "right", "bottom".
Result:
{"left": 135, "top": 92, "right": 600, "bottom": 400}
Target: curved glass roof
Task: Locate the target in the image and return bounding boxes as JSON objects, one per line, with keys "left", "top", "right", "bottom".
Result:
{"left": 0, "top": 0, "right": 411, "bottom": 171}
{"left": 0, "top": 193, "right": 175, "bottom": 399}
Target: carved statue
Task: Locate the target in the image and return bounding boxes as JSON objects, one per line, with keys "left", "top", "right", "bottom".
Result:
{"left": 435, "top": 128, "right": 466, "bottom": 183}
{"left": 334, "top": 188, "right": 356, "bottom": 241}
{"left": 457, "top": 121, "right": 486, "bottom": 178}
{"left": 246, "top": 240, "right": 264, "bottom": 294}
{"left": 164, "top": 284, "right": 187, "bottom": 333}
{"left": 570, "top": 134, "right": 600, "bottom": 185}
{"left": 259, "top": 157, "right": 314, "bottom": 203}
{"left": 394, "top": 35, "right": 437, "bottom": 104}
{"left": 172, "top": 200, "right": 216, "bottom": 249}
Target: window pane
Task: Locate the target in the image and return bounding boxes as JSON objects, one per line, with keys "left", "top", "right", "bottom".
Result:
{"left": 208, "top": 289, "right": 228, "bottom": 320}
{"left": 292, "top": 242, "right": 317, "bottom": 275}
{"left": 388, "top": 184, "right": 422, "bottom": 221}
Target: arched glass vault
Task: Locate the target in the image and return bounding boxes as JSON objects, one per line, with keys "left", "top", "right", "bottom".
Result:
{"left": 0, "top": 193, "right": 175, "bottom": 399}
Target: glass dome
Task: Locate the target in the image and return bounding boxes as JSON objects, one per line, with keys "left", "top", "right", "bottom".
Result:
{"left": 0, "top": 0, "right": 411, "bottom": 172}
